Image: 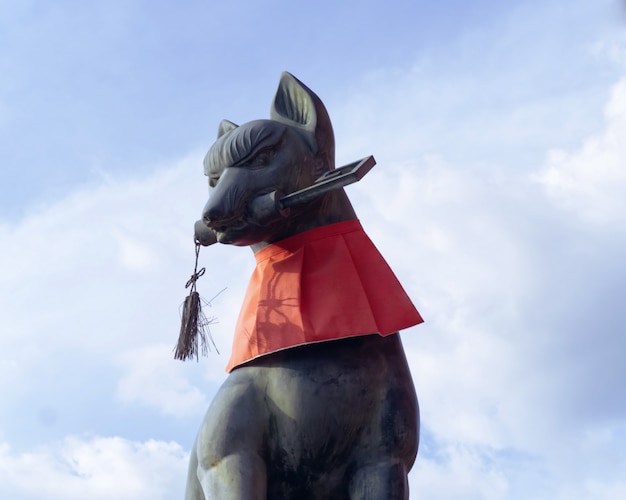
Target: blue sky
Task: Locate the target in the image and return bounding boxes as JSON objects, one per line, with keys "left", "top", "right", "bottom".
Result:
{"left": 1, "top": 0, "right": 625, "bottom": 498}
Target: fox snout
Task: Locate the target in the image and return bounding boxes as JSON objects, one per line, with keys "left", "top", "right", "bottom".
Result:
{"left": 202, "top": 198, "right": 241, "bottom": 230}
{"left": 198, "top": 166, "right": 282, "bottom": 246}
{"left": 202, "top": 169, "right": 247, "bottom": 229}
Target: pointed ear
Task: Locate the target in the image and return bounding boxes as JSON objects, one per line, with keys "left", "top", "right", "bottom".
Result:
{"left": 217, "top": 119, "right": 238, "bottom": 138}
{"left": 270, "top": 72, "right": 334, "bottom": 168}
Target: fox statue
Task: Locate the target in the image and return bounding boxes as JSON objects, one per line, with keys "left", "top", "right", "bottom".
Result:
{"left": 185, "top": 72, "right": 424, "bottom": 500}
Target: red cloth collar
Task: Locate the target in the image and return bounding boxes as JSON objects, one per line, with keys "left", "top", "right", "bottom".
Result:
{"left": 226, "top": 219, "right": 423, "bottom": 371}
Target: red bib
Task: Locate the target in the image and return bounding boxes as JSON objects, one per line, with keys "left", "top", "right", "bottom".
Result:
{"left": 226, "top": 220, "right": 423, "bottom": 371}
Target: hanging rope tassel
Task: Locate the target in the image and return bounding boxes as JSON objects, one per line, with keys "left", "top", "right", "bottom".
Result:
{"left": 175, "top": 242, "right": 219, "bottom": 361}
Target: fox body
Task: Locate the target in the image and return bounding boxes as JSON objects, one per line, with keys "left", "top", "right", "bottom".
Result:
{"left": 186, "top": 73, "right": 419, "bottom": 500}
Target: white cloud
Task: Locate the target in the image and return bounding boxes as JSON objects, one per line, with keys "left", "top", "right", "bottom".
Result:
{"left": 534, "top": 76, "right": 626, "bottom": 225}
{"left": 0, "top": 436, "right": 187, "bottom": 500}
{"left": 409, "top": 432, "right": 626, "bottom": 500}
{"left": 410, "top": 444, "right": 510, "bottom": 500}
{"left": 113, "top": 229, "right": 160, "bottom": 273}
{"left": 0, "top": 153, "right": 239, "bottom": 469}
{"left": 116, "top": 344, "right": 209, "bottom": 418}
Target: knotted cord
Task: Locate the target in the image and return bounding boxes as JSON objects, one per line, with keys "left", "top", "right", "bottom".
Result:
{"left": 175, "top": 241, "right": 218, "bottom": 360}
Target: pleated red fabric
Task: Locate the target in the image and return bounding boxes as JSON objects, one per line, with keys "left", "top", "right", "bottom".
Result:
{"left": 226, "top": 220, "right": 423, "bottom": 371}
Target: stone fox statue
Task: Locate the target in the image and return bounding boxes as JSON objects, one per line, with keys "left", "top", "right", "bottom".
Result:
{"left": 186, "top": 72, "right": 424, "bottom": 500}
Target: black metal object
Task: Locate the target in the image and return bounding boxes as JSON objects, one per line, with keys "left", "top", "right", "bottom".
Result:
{"left": 281, "top": 155, "right": 375, "bottom": 208}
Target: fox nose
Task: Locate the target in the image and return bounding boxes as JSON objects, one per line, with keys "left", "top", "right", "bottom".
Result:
{"left": 202, "top": 201, "right": 227, "bottom": 228}
{"left": 202, "top": 196, "right": 243, "bottom": 229}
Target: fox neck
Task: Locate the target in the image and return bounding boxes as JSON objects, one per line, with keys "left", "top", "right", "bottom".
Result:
{"left": 250, "top": 189, "right": 357, "bottom": 253}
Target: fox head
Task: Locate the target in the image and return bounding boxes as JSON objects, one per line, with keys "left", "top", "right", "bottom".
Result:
{"left": 200, "top": 72, "right": 356, "bottom": 251}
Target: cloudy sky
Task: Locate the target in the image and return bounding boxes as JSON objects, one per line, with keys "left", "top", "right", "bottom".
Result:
{"left": 1, "top": 0, "right": 625, "bottom": 498}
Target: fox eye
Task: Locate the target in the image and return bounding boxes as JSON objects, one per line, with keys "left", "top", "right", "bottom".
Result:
{"left": 246, "top": 147, "right": 275, "bottom": 168}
